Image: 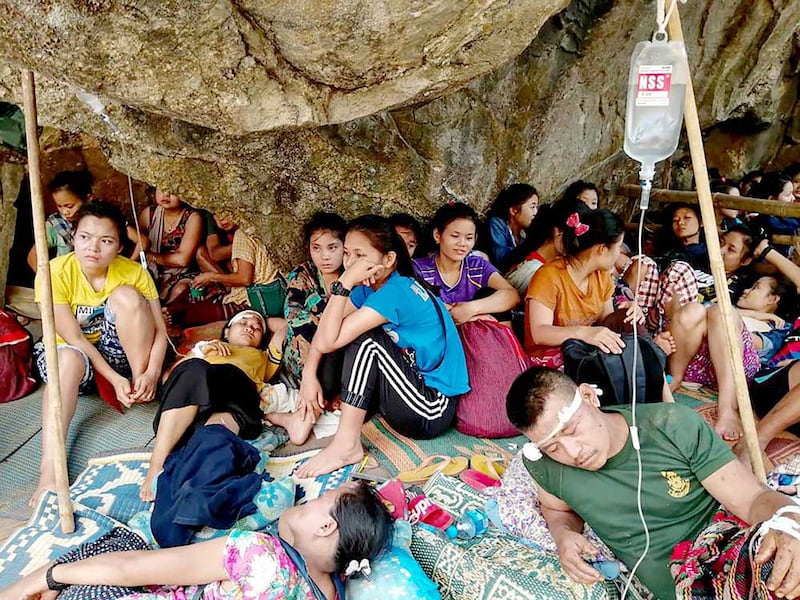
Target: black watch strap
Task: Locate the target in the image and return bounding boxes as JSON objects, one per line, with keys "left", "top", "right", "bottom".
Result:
{"left": 46, "top": 564, "right": 69, "bottom": 592}
{"left": 330, "top": 280, "right": 351, "bottom": 297}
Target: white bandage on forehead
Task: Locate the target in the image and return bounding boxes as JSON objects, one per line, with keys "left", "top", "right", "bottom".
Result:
{"left": 522, "top": 388, "right": 584, "bottom": 462}
{"left": 228, "top": 310, "right": 266, "bottom": 330}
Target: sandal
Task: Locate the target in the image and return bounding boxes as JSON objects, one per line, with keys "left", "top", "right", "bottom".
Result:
{"left": 460, "top": 469, "right": 502, "bottom": 491}
{"left": 407, "top": 493, "right": 454, "bottom": 529}
{"left": 470, "top": 454, "right": 506, "bottom": 480}
{"left": 397, "top": 455, "right": 468, "bottom": 486}
{"left": 376, "top": 479, "right": 408, "bottom": 520}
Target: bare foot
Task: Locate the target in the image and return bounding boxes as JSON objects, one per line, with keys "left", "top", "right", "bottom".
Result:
{"left": 654, "top": 331, "right": 677, "bottom": 356}
{"left": 29, "top": 477, "right": 55, "bottom": 507}
{"left": 139, "top": 471, "right": 156, "bottom": 502}
{"left": 269, "top": 411, "right": 314, "bottom": 446}
{"left": 714, "top": 408, "right": 743, "bottom": 442}
{"left": 161, "top": 307, "right": 173, "bottom": 326}
{"left": 295, "top": 438, "right": 364, "bottom": 479}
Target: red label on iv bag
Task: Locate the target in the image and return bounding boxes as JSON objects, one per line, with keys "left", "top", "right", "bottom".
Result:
{"left": 635, "top": 65, "right": 672, "bottom": 107}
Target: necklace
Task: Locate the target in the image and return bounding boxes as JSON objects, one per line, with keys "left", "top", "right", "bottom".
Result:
{"left": 163, "top": 209, "right": 184, "bottom": 233}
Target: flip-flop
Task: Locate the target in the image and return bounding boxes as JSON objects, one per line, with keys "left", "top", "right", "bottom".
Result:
{"left": 376, "top": 479, "right": 408, "bottom": 520}
{"left": 460, "top": 469, "right": 502, "bottom": 491}
{"left": 397, "top": 455, "right": 468, "bottom": 485}
{"left": 470, "top": 454, "right": 506, "bottom": 480}
{"left": 407, "top": 493, "right": 454, "bottom": 530}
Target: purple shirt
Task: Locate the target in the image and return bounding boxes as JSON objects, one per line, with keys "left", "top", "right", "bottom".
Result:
{"left": 413, "top": 254, "right": 498, "bottom": 304}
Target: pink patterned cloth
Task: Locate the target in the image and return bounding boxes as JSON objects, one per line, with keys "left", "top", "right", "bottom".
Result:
{"left": 683, "top": 324, "right": 760, "bottom": 388}
{"left": 121, "top": 530, "right": 315, "bottom": 599}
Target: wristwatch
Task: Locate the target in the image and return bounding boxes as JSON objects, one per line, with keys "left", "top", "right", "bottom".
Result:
{"left": 330, "top": 280, "right": 351, "bottom": 297}
{"left": 46, "top": 564, "right": 69, "bottom": 592}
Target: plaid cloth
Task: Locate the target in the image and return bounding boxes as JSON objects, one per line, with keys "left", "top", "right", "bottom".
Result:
{"left": 650, "top": 260, "right": 698, "bottom": 333}
{"left": 670, "top": 511, "right": 775, "bottom": 600}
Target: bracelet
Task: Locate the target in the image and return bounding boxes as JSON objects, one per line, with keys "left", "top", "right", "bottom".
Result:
{"left": 46, "top": 563, "right": 69, "bottom": 592}
{"left": 760, "top": 246, "right": 775, "bottom": 261}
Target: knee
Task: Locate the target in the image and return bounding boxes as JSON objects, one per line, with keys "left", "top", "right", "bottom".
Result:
{"left": 196, "top": 246, "right": 210, "bottom": 262}
{"left": 56, "top": 348, "right": 87, "bottom": 379}
{"left": 674, "top": 302, "right": 706, "bottom": 329}
{"left": 108, "top": 285, "right": 147, "bottom": 314}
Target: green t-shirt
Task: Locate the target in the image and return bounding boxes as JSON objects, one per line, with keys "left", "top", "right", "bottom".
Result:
{"left": 524, "top": 403, "right": 735, "bottom": 600}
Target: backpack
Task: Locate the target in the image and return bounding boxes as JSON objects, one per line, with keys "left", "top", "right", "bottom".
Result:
{"left": 0, "top": 308, "right": 37, "bottom": 403}
{"left": 455, "top": 319, "right": 531, "bottom": 438}
{"left": 562, "top": 334, "right": 665, "bottom": 406}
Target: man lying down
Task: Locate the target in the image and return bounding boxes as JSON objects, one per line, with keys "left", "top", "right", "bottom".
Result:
{"left": 506, "top": 367, "right": 800, "bottom": 600}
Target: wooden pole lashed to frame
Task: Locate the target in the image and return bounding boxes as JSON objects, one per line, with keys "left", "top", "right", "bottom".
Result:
{"left": 665, "top": 2, "right": 765, "bottom": 480}
{"left": 21, "top": 69, "right": 75, "bottom": 533}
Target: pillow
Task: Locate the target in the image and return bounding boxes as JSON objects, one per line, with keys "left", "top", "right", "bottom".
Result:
{"left": 347, "top": 520, "right": 441, "bottom": 600}
{"left": 177, "top": 320, "right": 227, "bottom": 354}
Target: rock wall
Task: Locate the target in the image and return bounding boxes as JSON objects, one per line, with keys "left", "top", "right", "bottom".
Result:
{"left": 0, "top": 0, "right": 798, "bottom": 267}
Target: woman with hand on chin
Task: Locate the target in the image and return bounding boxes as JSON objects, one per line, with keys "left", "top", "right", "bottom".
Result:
{"left": 296, "top": 215, "right": 469, "bottom": 478}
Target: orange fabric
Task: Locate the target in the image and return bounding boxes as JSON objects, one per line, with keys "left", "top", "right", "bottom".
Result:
{"left": 523, "top": 258, "right": 613, "bottom": 358}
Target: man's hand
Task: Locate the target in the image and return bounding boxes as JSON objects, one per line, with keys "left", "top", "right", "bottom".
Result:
{"left": 554, "top": 530, "right": 605, "bottom": 585}
{"left": 191, "top": 272, "right": 217, "bottom": 287}
{"left": 757, "top": 528, "right": 800, "bottom": 598}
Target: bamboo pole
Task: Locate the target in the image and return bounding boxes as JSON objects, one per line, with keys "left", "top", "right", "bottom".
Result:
{"left": 618, "top": 184, "right": 800, "bottom": 218}
{"left": 666, "top": 2, "right": 765, "bottom": 480}
{"left": 21, "top": 70, "right": 74, "bottom": 533}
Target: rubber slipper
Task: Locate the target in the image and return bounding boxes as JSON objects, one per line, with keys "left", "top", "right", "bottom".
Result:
{"left": 376, "top": 479, "right": 408, "bottom": 520}
{"left": 460, "top": 469, "right": 502, "bottom": 491}
{"left": 470, "top": 454, "right": 506, "bottom": 480}
{"left": 407, "top": 493, "right": 454, "bottom": 529}
{"left": 397, "top": 455, "right": 468, "bottom": 485}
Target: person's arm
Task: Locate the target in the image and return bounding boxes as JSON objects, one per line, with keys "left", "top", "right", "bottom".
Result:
{"left": 537, "top": 483, "right": 604, "bottom": 584}
{"left": 311, "top": 261, "right": 388, "bottom": 353}
{"left": 756, "top": 238, "right": 800, "bottom": 292}
{"left": 0, "top": 537, "right": 229, "bottom": 599}
{"left": 451, "top": 272, "right": 519, "bottom": 322}
{"left": 528, "top": 299, "right": 624, "bottom": 354}
{"left": 129, "top": 298, "right": 169, "bottom": 403}
{"left": 146, "top": 211, "right": 203, "bottom": 268}
{"left": 736, "top": 307, "right": 785, "bottom": 328}
{"left": 193, "top": 258, "right": 254, "bottom": 288}
{"left": 702, "top": 459, "right": 800, "bottom": 597}
{"left": 207, "top": 232, "right": 233, "bottom": 263}
{"left": 126, "top": 225, "right": 148, "bottom": 258}
{"left": 27, "top": 244, "right": 38, "bottom": 273}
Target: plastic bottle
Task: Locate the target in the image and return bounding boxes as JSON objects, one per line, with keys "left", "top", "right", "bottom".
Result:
{"left": 445, "top": 509, "right": 489, "bottom": 540}
{"left": 623, "top": 38, "right": 689, "bottom": 192}
{"left": 589, "top": 559, "right": 623, "bottom": 580}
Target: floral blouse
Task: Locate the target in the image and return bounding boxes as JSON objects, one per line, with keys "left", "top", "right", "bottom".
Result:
{"left": 283, "top": 260, "right": 333, "bottom": 388}
{"left": 121, "top": 530, "right": 315, "bottom": 599}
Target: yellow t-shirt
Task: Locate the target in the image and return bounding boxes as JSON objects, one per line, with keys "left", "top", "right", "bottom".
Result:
{"left": 35, "top": 253, "right": 159, "bottom": 345}
{"left": 198, "top": 343, "right": 282, "bottom": 392}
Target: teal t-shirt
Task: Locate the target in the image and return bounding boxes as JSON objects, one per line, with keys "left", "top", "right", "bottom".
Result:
{"left": 525, "top": 403, "right": 735, "bottom": 600}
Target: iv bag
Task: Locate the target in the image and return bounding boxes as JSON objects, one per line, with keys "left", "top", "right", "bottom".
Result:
{"left": 623, "top": 39, "right": 688, "bottom": 180}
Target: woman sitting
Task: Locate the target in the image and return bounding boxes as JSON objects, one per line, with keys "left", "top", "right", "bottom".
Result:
{"left": 195, "top": 210, "right": 237, "bottom": 274}
{"left": 140, "top": 189, "right": 204, "bottom": 304}
{"left": 413, "top": 202, "right": 519, "bottom": 323}
{"left": 1, "top": 481, "right": 392, "bottom": 600}
{"left": 485, "top": 183, "right": 539, "bottom": 270}
{"left": 295, "top": 215, "right": 469, "bottom": 478}
{"left": 140, "top": 309, "right": 297, "bottom": 501}
{"left": 31, "top": 200, "right": 168, "bottom": 505}
{"left": 525, "top": 209, "right": 642, "bottom": 367}
{"left": 561, "top": 180, "right": 600, "bottom": 210}
{"left": 166, "top": 213, "right": 280, "bottom": 326}
{"left": 389, "top": 212, "right": 424, "bottom": 258}
{"left": 505, "top": 199, "right": 587, "bottom": 298}
{"left": 284, "top": 212, "right": 348, "bottom": 392}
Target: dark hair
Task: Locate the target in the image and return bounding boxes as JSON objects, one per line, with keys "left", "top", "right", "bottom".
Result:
{"left": 220, "top": 310, "right": 268, "bottom": 350}
{"left": 74, "top": 199, "right": 127, "bottom": 242}
{"left": 784, "top": 163, "right": 800, "bottom": 180}
{"left": 506, "top": 367, "right": 577, "bottom": 431}
{"left": 562, "top": 209, "right": 623, "bottom": 257}
{"left": 430, "top": 202, "right": 480, "bottom": 236}
{"left": 759, "top": 276, "right": 798, "bottom": 321}
{"left": 487, "top": 183, "right": 539, "bottom": 221}
{"left": 710, "top": 179, "right": 738, "bottom": 195}
{"left": 507, "top": 199, "right": 588, "bottom": 266}
{"left": 741, "top": 169, "right": 764, "bottom": 186}
{"left": 560, "top": 180, "right": 600, "bottom": 207}
{"left": 303, "top": 211, "right": 348, "bottom": 246}
{"left": 388, "top": 213, "right": 424, "bottom": 258}
{"left": 721, "top": 223, "right": 757, "bottom": 259}
{"left": 332, "top": 481, "right": 394, "bottom": 575}
{"left": 346, "top": 214, "right": 414, "bottom": 277}
{"left": 750, "top": 172, "right": 792, "bottom": 200}
{"left": 48, "top": 170, "right": 93, "bottom": 201}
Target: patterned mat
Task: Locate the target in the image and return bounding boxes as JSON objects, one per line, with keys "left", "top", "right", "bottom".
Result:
{"left": 0, "top": 431, "right": 357, "bottom": 588}
{"left": 361, "top": 416, "right": 527, "bottom": 476}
